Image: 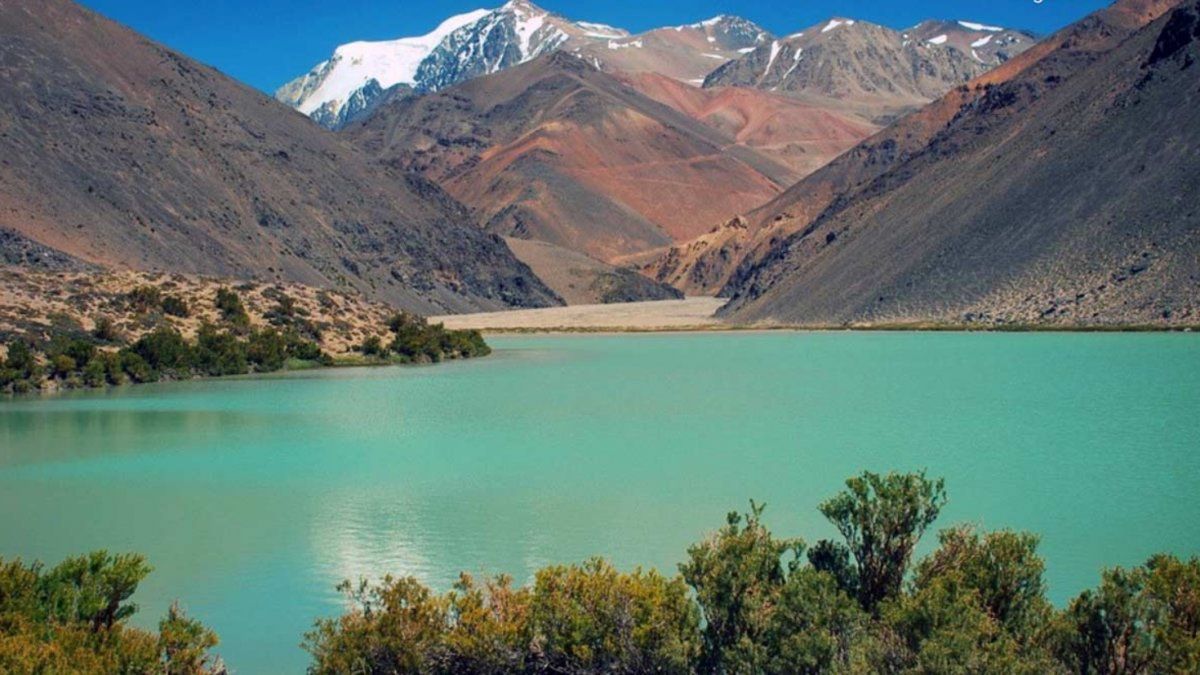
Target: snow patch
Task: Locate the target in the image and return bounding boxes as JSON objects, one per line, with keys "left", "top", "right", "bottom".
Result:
{"left": 822, "top": 19, "right": 854, "bottom": 33}
{"left": 607, "top": 39, "right": 644, "bottom": 50}
{"left": 927, "top": 34, "right": 948, "bottom": 45}
{"left": 703, "top": 53, "right": 727, "bottom": 59}
{"left": 293, "top": 8, "right": 490, "bottom": 115}
{"left": 971, "top": 35, "right": 993, "bottom": 48}
{"left": 958, "top": 20, "right": 1004, "bottom": 32}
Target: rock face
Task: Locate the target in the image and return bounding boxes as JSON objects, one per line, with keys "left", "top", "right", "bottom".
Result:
{"left": 0, "top": 0, "right": 560, "bottom": 314}
{"left": 504, "top": 238, "right": 682, "bottom": 305}
{"left": 703, "top": 17, "right": 1035, "bottom": 124}
{"left": 346, "top": 52, "right": 793, "bottom": 262}
{"left": 718, "top": 0, "right": 1199, "bottom": 327}
{"left": 278, "top": 2, "right": 773, "bottom": 130}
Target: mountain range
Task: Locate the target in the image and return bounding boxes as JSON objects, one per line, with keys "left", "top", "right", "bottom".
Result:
{"left": 2, "top": 0, "right": 1194, "bottom": 327}
{"left": 276, "top": 1, "right": 1033, "bottom": 132}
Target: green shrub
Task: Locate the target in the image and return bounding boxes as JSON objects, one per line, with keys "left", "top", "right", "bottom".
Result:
{"left": 0, "top": 552, "right": 222, "bottom": 673}
{"left": 192, "top": 325, "right": 248, "bottom": 377}
{"left": 131, "top": 327, "right": 192, "bottom": 374}
{"left": 126, "top": 285, "right": 163, "bottom": 313}
{"left": 161, "top": 295, "right": 190, "bottom": 318}
{"left": 247, "top": 328, "right": 288, "bottom": 373}
{"left": 214, "top": 288, "right": 250, "bottom": 328}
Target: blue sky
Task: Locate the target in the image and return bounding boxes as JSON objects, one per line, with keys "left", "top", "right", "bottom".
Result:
{"left": 80, "top": 0, "right": 1110, "bottom": 93}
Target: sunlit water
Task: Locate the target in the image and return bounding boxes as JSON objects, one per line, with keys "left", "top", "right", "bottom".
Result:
{"left": 2, "top": 333, "right": 1198, "bottom": 673}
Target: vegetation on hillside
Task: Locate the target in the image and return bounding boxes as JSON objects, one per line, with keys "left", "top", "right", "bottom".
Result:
{"left": 0, "top": 289, "right": 491, "bottom": 395}
{"left": 354, "top": 311, "right": 491, "bottom": 364}
{"left": 7, "top": 472, "right": 1197, "bottom": 673}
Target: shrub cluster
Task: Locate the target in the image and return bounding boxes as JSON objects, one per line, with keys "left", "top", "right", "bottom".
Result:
{"left": 357, "top": 312, "right": 490, "bottom": 363}
{"left": 304, "top": 471, "right": 1200, "bottom": 674}
{"left": 0, "top": 324, "right": 328, "bottom": 394}
{"left": 0, "top": 551, "right": 223, "bottom": 674}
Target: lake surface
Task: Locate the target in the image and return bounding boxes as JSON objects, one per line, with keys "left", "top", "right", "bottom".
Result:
{"left": 2, "top": 332, "right": 1199, "bottom": 673}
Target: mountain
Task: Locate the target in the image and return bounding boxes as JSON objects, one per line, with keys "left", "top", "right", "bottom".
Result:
{"left": 346, "top": 52, "right": 792, "bottom": 262}
{"left": 0, "top": 0, "right": 560, "bottom": 314}
{"left": 702, "top": 17, "right": 1035, "bottom": 124}
{"left": 274, "top": 9, "right": 488, "bottom": 129}
{"left": 718, "top": 0, "right": 1197, "bottom": 326}
{"left": 566, "top": 15, "right": 771, "bottom": 84}
{"left": 645, "top": 0, "right": 1175, "bottom": 297}
{"left": 504, "top": 238, "right": 682, "bottom": 305}
{"left": 612, "top": 71, "right": 880, "bottom": 181}
{"left": 277, "top": 2, "right": 772, "bottom": 129}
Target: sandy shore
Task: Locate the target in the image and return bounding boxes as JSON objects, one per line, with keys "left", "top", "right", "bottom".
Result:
{"left": 432, "top": 297, "right": 727, "bottom": 331}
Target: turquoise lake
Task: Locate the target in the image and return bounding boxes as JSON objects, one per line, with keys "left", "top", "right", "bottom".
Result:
{"left": 2, "top": 332, "right": 1199, "bottom": 673}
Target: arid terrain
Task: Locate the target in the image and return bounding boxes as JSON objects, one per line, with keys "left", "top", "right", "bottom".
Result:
{"left": 432, "top": 297, "right": 726, "bottom": 331}
{"left": 0, "top": 268, "right": 402, "bottom": 357}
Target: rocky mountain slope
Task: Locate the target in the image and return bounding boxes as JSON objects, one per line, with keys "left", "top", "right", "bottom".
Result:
{"left": 0, "top": 0, "right": 559, "bottom": 315}
{"left": 719, "top": 0, "right": 1198, "bottom": 326}
{"left": 503, "top": 238, "right": 681, "bottom": 305}
{"left": 646, "top": 0, "right": 1178, "bottom": 297}
{"left": 346, "top": 52, "right": 793, "bottom": 262}
{"left": 703, "top": 17, "right": 1035, "bottom": 124}
{"left": 278, "top": 1, "right": 773, "bottom": 129}
{"left": 613, "top": 71, "right": 880, "bottom": 181}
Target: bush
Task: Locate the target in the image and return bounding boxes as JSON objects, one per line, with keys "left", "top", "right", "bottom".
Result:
{"left": 0, "top": 552, "right": 223, "bottom": 673}
{"left": 359, "top": 335, "right": 387, "bottom": 358}
{"left": 161, "top": 295, "right": 190, "bottom": 318}
{"left": 126, "top": 285, "right": 162, "bottom": 313}
{"left": 214, "top": 288, "right": 250, "bottom": 328}
{"left": 92, "top": 315, "right": 121, "bottom": 343}
{"left": 192, "top": 324, "right": 248, "bottom": 377}
{"left": 131, "top": 327, "right": 192, "bottom": 374}
{"left": 247, "top": 328, "right": 288, "bottom": 373}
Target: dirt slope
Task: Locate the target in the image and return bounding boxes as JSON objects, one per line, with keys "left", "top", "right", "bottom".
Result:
{"left": 0, "top": 0, "right": 559, "bottom": 315}
{"left": 346, "top": 52, "right": 793, "bottom": 262}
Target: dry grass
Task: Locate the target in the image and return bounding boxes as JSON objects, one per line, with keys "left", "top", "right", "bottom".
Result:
{"left": 0, "top": 268, "right": 401, "bottom": 355}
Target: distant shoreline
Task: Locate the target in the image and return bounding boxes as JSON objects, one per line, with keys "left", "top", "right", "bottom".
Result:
{"left": 433, "top": 297, "right": 1199, "bottom": 335}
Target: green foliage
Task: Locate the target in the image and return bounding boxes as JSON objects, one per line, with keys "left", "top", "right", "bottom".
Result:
{"left": 305, "top": 560, "right": 700, "bottom": 675}
{"left": 192, "top": 324, "right": 249, "bottom": 377}
{"left": 162, "top": 295, "right": 190, "bottom": 318}
{"left": 819, "top": 470, "right": 947, "bottom": 613}
{"left": 765, "top": 568, "right": 865, "bottom": 674}
{"left": 247, "top": 327, "right": 289, "bottom": 372}
{"left": 528, "top": 559, "right": 700, "bottom": 674}
{"left": 92, "top": 315, "right": 121, "bottom": 343}
{"left": 386, "top": 312, "right": 491, "bottom": 362}
{"left": 679, "top": 501, "right": 804, "bottom": 673}
{"left": 1053, "top": 554, "right": 1200, "bottom": 674}
{"left": 359, "top": 334, "right": 388, "bottom": 358}
{"left": 159, "top": 601, "right": 223, "bottom": 675}
{"left": 0, "top": 552, "right": 222, "bottom": 673}
{"left": 214, "top": 288, "right": 250, "bottom": 328}
{"left": 126, "top": 285, "right": 163, "bottom": 313}
{"left": 131, "top": 326, "right": 194, "bottom": 374}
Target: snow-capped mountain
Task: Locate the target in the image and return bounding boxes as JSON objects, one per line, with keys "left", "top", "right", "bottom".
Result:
{"left": 275, "top": 9, "right": 489, "bottom": 124}
{"left": 276, "top": 1, "right": 771, "bottom": 129}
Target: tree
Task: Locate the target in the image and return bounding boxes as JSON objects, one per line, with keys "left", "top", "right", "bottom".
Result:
{"left": 680, "top": 501, "right": 803, "bottom": 673}
{"left": 1054, "top": 555, "right": 1200, "bottom": 674}
{"left": 160, "top": 601, "right": 224, "bottom": 674}
{"left": 765, "top": 567, "right": 864, "bottom": 674}
{"left": 528, "top": 559, "right": 700, "bottom": 674}
{"left": 914, "top": 526, "right": 1051, "bottom": 638}
{"left": 819, "top": 471, "right": 946, "bottom": 613}
{"left": 304, "top": 576, "right": 448, "bottom": 675}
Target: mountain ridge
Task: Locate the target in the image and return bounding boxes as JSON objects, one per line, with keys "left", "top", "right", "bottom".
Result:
{"left": 0, "top": 0, "right": 561, "bottom": 314}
